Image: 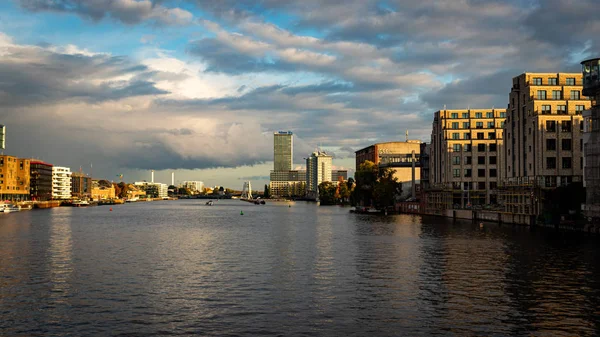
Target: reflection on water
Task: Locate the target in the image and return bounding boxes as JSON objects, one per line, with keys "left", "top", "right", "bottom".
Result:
{"left": 0, "top": 201, "right": 599, "bottom": 336}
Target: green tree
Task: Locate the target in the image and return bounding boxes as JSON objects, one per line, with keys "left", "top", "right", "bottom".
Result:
{"left": 178, "top": 187, "right": 192, "bottom": 195}
{"left": 373, "top": 167, "right": 402, "bottom": 209}
{"left": 338, "top": 182, "right": 350, "bottom": 203}
{"left": 318, "top": 181, "right": 337, "bottom": 205}
{"left": 352, "top": 161, "right": 378, "bottom": 207}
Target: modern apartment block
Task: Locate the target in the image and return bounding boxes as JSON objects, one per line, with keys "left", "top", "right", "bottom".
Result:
{"left": 429, "top": 109, "right": 506, "bottom": 207}
{"left": 30, "top": 160, "right": 53, "bottom": 201}
{"left": 0, "top": 155, "right": 31, "bottom": 201}
{"left": 306, "top": 151, "right": 332, "bottom": 200}
{"left": 182, "top": 181, "right": 205, "bottom": 193}
{"left": 269, "top": 131, "right": 307, "bottom": 197}
{"left": 52, "top": 166, "right": 72, "bottom": 199}
{"left": 71, "top": 172, "right": 92, "bottom": 199}
{"left": 581, "top": 58, "right": 600, "bottom": 221}
{"left": 502, "top": 73, "right": 590, "bottom": 185}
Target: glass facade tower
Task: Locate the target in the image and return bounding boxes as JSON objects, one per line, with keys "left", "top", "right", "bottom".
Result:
{"left": 274, "top": 131, "right": 293, "bottom": 171}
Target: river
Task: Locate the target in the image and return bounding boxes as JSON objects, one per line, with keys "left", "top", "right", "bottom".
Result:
{"left": 1, "top": 200, "right": 599, "bottom": 336}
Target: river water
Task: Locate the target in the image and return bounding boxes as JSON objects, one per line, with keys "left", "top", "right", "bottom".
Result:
{"left": 1, "top": 200, "right": 599, "bottom": 336}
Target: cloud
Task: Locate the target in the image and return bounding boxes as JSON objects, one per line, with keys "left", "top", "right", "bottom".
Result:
{"left": 18, "top": 0, "right": 193, "bottom": 25}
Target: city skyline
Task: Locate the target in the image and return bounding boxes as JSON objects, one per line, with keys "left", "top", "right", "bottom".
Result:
{"left": 1, "top": 0, "right": 599, "bottom": 188}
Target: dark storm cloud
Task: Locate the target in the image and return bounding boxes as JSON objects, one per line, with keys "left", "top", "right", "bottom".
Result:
{"left": 18, "top": 0, "right": 193, "bottom": 25}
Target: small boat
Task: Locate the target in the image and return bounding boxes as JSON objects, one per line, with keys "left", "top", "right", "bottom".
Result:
{"left": 206, "top": 200, "right": 214, "bottom": 206}
{"left": 0, "top": 203, "right": 21, "bottom": 213}
{"left": 126, "top": 197, "right": 139, "bottom": 203}
{"left": 72, "top": 200, "right": 90, "bottom": 207}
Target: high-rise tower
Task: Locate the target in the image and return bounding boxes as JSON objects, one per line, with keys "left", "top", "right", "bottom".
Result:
{"left": 582, "top": 58, "right": 600, "bottom": 221}
{"left": 273, "top": 131, "right": 293, "bottom": 171}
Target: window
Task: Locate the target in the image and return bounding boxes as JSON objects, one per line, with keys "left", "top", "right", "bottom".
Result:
{"left": 478, "top": 144, "right": 486, "bottom": 152}
{"left": 570, "top": 90, "right": 580, "bottom": 99}
{"left": 487, "top": 122, "right": 494, "bottom": 128}
{"left": 453, "top": 156, "right": 461, "bottom": 165}
{"left": 529, "top": 145, "right": 532, "bottom": 152}
{"left": 478, "top": 169, "right": 486, "bottom": 177}
{"left": 490, "top": 169, "right": 497, "bottom": 177}
{"left": 581, "top": 139, "right": 584, "bottom": 150}
{"left": 487, "top": 112, "right": 494, "bottom": 118}
{"left": 501, "top": 121, "right": 505, "bottom": 128}
{"left": 552, "top": 90, "right": 561, "bottom": 99}
{"left": 566, "top": 78, "right": 575, "bottom": 85}
{"left": 477, "top": 132, "right": 484, "bottom": 139}
{"left": 465, "top": 156, "right": 472, "bottom": 165}
{"left": 476, "top": 122, "right": 483, "bottom": 129}
{"left": 546, "top": 139, "right": 556, "bottom": 150}
{"left": 561, "top": 121, "right": 572, "bottom": 132}
{"left": 576, "top": 105, "right": 585, "bottom": 114}
{"left": 464, "top": 169, "right": 472, "bottom": 177}
{"left": 488, "top": 132, "right": 496, "bottom": 139}
{"left": 453, "top": 144, "right": 461, "bottom": 152}
{"left": 500, "top": 112, "right": 506, "bottom": 118}
{"left": 462, "top": 112, "right": 469, "bottom": 118}
{"left": 462, "top": 133, "right": 469, "bottom": 140}
{"left": 562, "top": 157, "right": 572, "bottom": 169}
{"left": 542, "top": 105, "right": 551, "bottom": 114}
{"left": 464, "top": 144, "right": 472, "bottom": 152}
{"left": 490, "top": 182, "right": 497, "bottom": 190}
{"left": 450, "top": 112, "right": 458, "bottom": 119}
{"left": 489, "top": 156, "right": 497, "bottom": 164}
{"left": 533, "top": 77, "right": 542, "bottom": 85}
{"left": 463, "top": 122, "right": 470, "bottom": 128}
{"left": 562, "top": 139, "right": 572, "bottom": 151}
{"left": 557, "top": 105, "right": 567, "bottom": 114}
{"left": 451, "top": 122, "right": 459, "bottom": 129}
{"left": 452, "top": 133, "right": 460, "bottom": 139}
{"left": 548, "top": 78, "right": 557, "bottom": 85}
{"left": 476, "top": 112, "right": 483, "bottom": 118}
{"left": 489, "top": 144, "right": 497, "bottom": 152}
{"left": 547, "top": 157, "right": 556, "bottom": 169}
{"left": 546, "top": 120, "right": 556, "bottom": 132}
{"left": 0, "top": 158, "right": 3, "bottom": 166}
{"left": 537, "top": 90, "right": 547, "bottom": 99}
{"left": 453, "top": 169, "right": 460, "bottom": 177}
{"left": 478, "top": 156, "right": 486, "bottom": 165}
{"left": 478, "top": 182, "right": 486, "bottom": 190}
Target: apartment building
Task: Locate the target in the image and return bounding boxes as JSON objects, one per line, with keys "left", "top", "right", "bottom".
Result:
{"left": 306, "top": 151, "right": 332, "bottom": 200}
{"left": 581, "top": 58, "right": 600, "bottom": 221}
{"left": 502, "top": 73, "right": 590, "bottom": 185}
{"left": 30, "top": 160, "right": 53, "bottom": 201}
{"left": 52, "top": 166, "right": 72, "bottom": 199}
{"left": 71, "top": 172, "right": 92, "bottom": 199}
{"left": 0, "top": 155, "right": 31, "bottom": 201}
{"left": 429, "top": 108, "right": 506, "bottom": 207}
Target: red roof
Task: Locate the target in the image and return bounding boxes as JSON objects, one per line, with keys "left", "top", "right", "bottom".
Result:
{"left": 29, "top": 160, "right": 53, "bottom": 166}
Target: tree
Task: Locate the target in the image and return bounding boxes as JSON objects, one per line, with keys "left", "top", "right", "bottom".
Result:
{"left": 264, "top": 184, "right": 270, "bottom": 199}
{"left": 112, "top": 183, "right": 121, "bottom": 199}
{"left": 117, "top": 182, "right": 129, "bottom": 199}
{"left": 178, "top": 187, "right": 192, "bottom": 196}
{"left": 318, "top": 181, "right": 337, "bottom": 205}
{"left": 373, "top": 167, "right": 402, "bottom": 209}
{"left": 352, "top": 161, "right": 378, "bottom": 207}
{"left": 338, "top": 182, "right": 350, "bottom": 203}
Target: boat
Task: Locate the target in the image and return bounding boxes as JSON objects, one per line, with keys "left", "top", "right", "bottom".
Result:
{"left": 350, "top": 207, "right": 383, "bottom": 214}
{"left": 72, "top": 200, "right": 90, "bottom": 207}
{"left": 0, "top": 203, "right": 21, "bottom": 213}
{"left": 126, "top": 197, "right": 139, "bottom": 203}
{"left": 206, "top": 200, "right": 214, "bottom": 206}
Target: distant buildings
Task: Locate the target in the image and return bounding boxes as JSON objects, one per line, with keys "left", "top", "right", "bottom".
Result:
{"left": 182, "top": 181, "right": 204, "bottom": 193}
{"left": 0, "top": 155, "right": 30, "bottom": 201}
{"left": 581, "top": 58, "right": 600, "bottom": 221}
{"left": 30, "top": 160, "right": 53, "bottom": 201}
{"left": 134, "top": 181, "right": 168, "bottom": 199}
{"left": 331, "top": 170, "right": 348, "bottom": 182}
{"left": 306, "top": 151, "right": 332, "bottom": 200}
{"left": 52, "top": 166, "right": 72, "bottom": 199}
{"left": 91, "top": 180, "right": 115, "bottom": 200}
{"left": 269, "top": 131, "right": 307, "bottom": 198}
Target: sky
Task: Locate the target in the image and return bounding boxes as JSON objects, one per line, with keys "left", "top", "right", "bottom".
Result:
{"left": 1, "top": 0, "right": 599, "bottom": 189}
